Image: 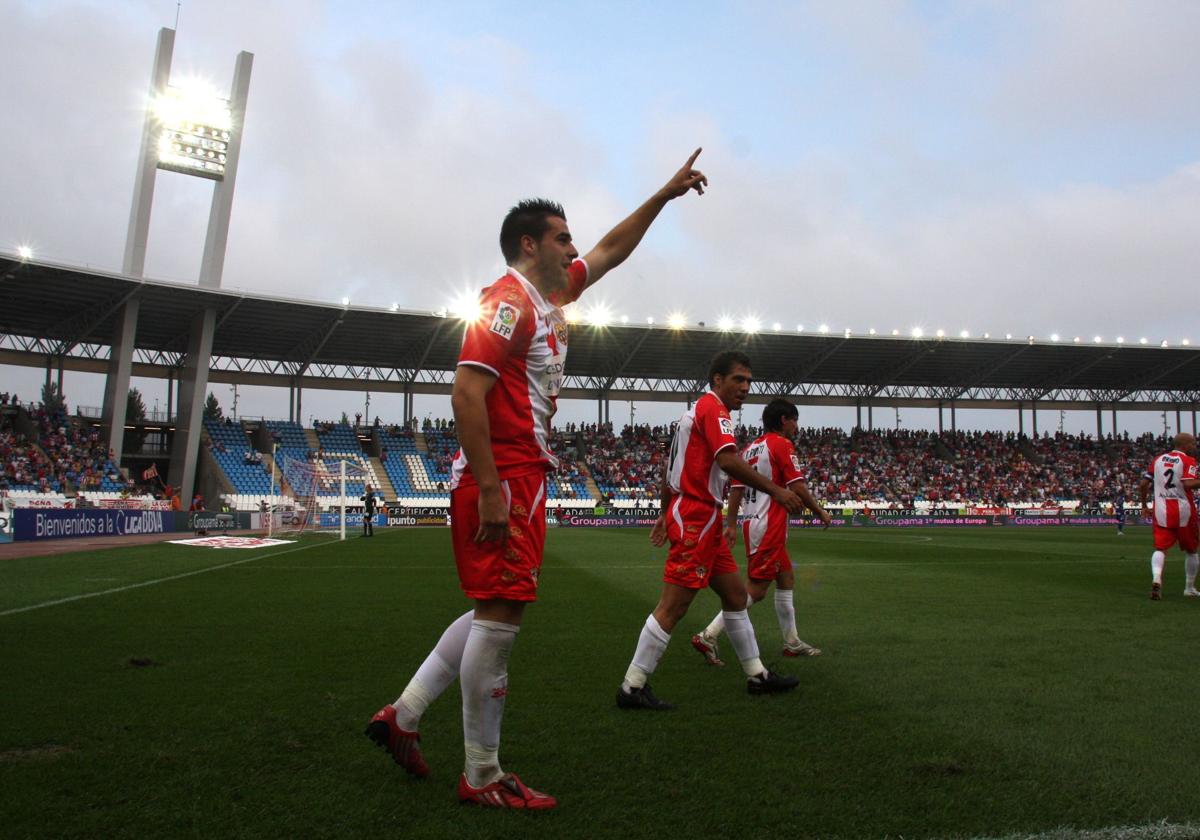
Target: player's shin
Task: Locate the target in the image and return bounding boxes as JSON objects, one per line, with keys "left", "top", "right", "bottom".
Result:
{"left": 1186, "top": 554, "right": 1198, "bottom": 591}
{"left": 721, "top": 610, "right": 765, "bottom": 677}
{"left": 395, "top": 609, "right": 474, "bottom": 729}
{"left": 773, "top": 589, "right": 799, "bottom": 645}
{"left": 623, "top": 615, "right": 671, "bottom": 690}
{"left": 1151, "top": 551, "right": 1166, "bottom": 585}
{"left": 460, "top": 619, "right": 519, "bottom": 788}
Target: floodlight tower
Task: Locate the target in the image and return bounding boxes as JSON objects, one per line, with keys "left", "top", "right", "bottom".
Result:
{"left": 99, "top": 27, "right": 253, "bottom": 506}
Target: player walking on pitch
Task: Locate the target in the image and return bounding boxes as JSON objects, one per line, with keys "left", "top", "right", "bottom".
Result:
{"left": 691, "top": 398, "right": 831, "bottom": 667}
{"left": 1139, "top": 432, "right": 1200, "bottom": 600}
{"left": 365, "top": 151, "right": 708, "bottom": 809}
{"left": 616, "top": 351, "right": 807, "bottom": 711}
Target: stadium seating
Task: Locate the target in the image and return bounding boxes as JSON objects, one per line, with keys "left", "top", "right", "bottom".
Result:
{"left": 205, "top": 419, "right": 273, "bottom": 496}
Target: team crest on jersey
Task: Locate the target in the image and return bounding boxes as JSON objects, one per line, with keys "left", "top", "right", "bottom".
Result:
{"left": 719, "top": 417, "right": 734, "bottom": 436}
{"left": 490, "top": 302, "right": 520, "bottom": 340}
{"left": 510, "top": 524, "right": 523, "bottom": 539}
{"left": 512, "top": 503, "right": 527, "bottom": 518}
{"left": 554, "top": 322, "right": 569, "bottom": 346}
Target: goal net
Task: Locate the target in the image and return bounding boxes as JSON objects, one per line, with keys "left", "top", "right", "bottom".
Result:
{"left": 270, "top": 452, "right": 369, "bottom": 540}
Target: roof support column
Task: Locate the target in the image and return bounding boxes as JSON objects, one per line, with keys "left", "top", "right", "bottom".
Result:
{"left": 101, "top": 299, "right": 140, "bottom": 463}
{"left": 168, "top": 307, "right": 216, "bottom": 504}
{"left": 951, "top": 401, "right": 956, "bottom": 434}
{"left": 1032, "top": 401, "right": 1038, "bottom": 438}
{"left": 1096, "top": 405, "right": 1103, "bottom": 440}
{"left": 938, "top": 402, "right": 944, "bottom": 434}
{"left": 1177, "top": 405, "right": 1182, "bottom": 435}
{"left": 867, "top": 403, "right": 873, "bottom": 432}
{"left": 1111, "top": 407, "right": 1117, "bottom": 438}
{"left": 855, "top": 400, "right": 862, "bottom": 432}
{"left": 166, "top": 367, "right": 174, "bottom": 426}
{"left": 1018, "top": 403, "right": 1024, "bottom": 436}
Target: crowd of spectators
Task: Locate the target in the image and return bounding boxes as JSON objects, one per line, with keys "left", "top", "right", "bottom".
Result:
{"left": 2, "top": 401, "right": 130, "bottom": 493}
{"left": 583, "top": 423, "right": 670, "bottom": 501}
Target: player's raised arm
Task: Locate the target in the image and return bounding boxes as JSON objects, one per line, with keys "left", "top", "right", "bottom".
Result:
{"left": 582, "top": 148, "right": 707, "bottom": 289}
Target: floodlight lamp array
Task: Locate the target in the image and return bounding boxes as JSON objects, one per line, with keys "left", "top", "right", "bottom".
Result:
{"left": 153, "top": 85, "right": 233, "bottom": 181}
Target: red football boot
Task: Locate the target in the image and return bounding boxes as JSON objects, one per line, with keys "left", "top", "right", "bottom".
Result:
{"left": 365, "top": 705, "right": 429, "bottom": 778}
{"left": 458, "top": 773, "right": 557, "bottom": 810}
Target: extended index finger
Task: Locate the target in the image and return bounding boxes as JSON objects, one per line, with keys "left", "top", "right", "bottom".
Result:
{"left": 684, "top": 147, "right": 702, "bottom": 168}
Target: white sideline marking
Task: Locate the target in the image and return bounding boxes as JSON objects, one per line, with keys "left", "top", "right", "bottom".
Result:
{"left": 0, "top": 541, "right": 325, "bottom": 618}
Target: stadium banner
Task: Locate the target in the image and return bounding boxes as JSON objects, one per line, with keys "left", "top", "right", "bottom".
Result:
{"left": 0, "top": 512, "right": 10, "bottom": 542}
{"left": 556, "top": 509, "right": 660, "bottom": 527}
{"left": 14, "top": 508, "right": 170, "bottom": 541}
{"left": 383, "top": 505, "right": 450, "bottom": 526}
{"left": 1006, "top": 514, "right": 1147, "bottom": 527}
{"left": 13, "top": 496, "right": 74, "bottom": 509}
{"left": 868, "top": 515, "right": 997, "bottom": 527}
{"left": 319, "top": 512, "right": 405, "bottom": 528}
{"left": 96, "top": 498, "right": 172, "bottom": 511}
{"left": 869, "top": 508, "right": 965, "bottom": 519}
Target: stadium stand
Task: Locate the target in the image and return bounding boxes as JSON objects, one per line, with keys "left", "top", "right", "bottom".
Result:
{"left": 204, "top": 419, "right": 272, "bottom": 496}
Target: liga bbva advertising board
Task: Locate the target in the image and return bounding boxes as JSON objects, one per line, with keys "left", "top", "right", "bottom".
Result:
{"left": 14, "top": 508, "right": 170, "bottom": 541}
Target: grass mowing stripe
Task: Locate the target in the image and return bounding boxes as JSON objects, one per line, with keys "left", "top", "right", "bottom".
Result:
{"left": 0, "top": 540, "right": 326, "bottom": 617}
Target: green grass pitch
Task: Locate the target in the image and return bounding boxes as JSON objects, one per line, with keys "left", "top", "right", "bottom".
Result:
{"left": 2, "top": 525, "right": 1198, "bottom": 839}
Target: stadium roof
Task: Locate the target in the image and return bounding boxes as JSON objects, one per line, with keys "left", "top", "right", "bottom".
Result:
{"left": 2, "top": 254, "right": 1198, "bottom": 411}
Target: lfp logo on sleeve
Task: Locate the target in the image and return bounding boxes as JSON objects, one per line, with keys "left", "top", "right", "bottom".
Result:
{"left": 490, "top": 303, "right": 520, "bottom": 340}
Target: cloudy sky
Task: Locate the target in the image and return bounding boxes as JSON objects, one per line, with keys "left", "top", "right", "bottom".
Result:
{"left": 2, "top": 0, "right": 1198, "bottom": 433}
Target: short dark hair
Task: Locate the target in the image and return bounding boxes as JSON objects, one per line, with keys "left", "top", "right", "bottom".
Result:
{"left": 708, "top": 350, "right": 751, "bottom": 385}
{"left": 499, "top": 199, "right": 566, "bottom": 264}
{"left": 762, "top": 398, "right": 798, "bottom": 432}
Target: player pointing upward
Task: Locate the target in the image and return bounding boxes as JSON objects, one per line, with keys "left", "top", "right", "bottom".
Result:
{"left": 1139, "top": 432, "right": 1200, "bottom": 600}
{"left": 366, "top": 150, "right": 708, "bottom": 809}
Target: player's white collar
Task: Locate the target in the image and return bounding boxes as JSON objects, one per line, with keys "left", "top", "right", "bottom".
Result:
{"left": 505, "top": 266, "right": 558, "bottom": 318}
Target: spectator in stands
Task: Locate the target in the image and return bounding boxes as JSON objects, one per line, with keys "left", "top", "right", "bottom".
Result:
{"left": 190, "top": 493, "right": 204, "bottom": 511}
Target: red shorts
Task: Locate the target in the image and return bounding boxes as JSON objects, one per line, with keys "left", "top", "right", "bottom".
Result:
{"left": 746, "top": 543, "right": 792, "bottom": 582}
{"left": 663, "top": 496, "right": 739, "bottom": 590}
{"left": 451, "top": 471, "right": 548, "bottom": 601}
{"left": 1153, "top": 522, "right": 1199, "bottom": 553}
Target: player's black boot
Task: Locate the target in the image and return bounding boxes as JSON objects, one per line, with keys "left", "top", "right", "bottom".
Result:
{"left": 616, "top": 683, "right": 674, "bottom": 711}
{"left": 747, "top": 669, "right": 799, "bottom": 695}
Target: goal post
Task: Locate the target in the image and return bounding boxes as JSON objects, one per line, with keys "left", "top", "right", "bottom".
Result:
{"left": 273, "top": 451, "right": 367, "bottom": 540}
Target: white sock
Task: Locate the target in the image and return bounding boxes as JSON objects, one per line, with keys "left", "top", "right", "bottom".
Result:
{"left": 722, "top": 609, "right": 764, "bottom": 677}
{"left": 460, "top": 619, "right": 518, "bottom": 788}
{"left": 704, "top": 593, "right": 753, "bottom": 640}
{"left": 394, "top": 609, "right": 473, "bottom": 730}
{"left": 1187, "top": 554, "right": 1199, "bottom": 590}
{"left": 622, "top": 615, "right": 671, "bottom": 691}
{"left": 774, "top": 589, "right": 799, "bottom": 645}
{"left": 1151, "top": 551, "right": 1166, "bottom": 585}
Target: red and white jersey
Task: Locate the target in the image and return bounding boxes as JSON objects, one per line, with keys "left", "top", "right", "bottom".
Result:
{"left": 450, "top": 261, "right": 588, "bottom": 489}
{"left": 732, "top": 432, "right": 806, "bottom": 555}
{"left": 1144, "top": 449, "right": 1198, "bottom": 528}
{"left": 665, "top": 390, "right": 738, "bottom": 506}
